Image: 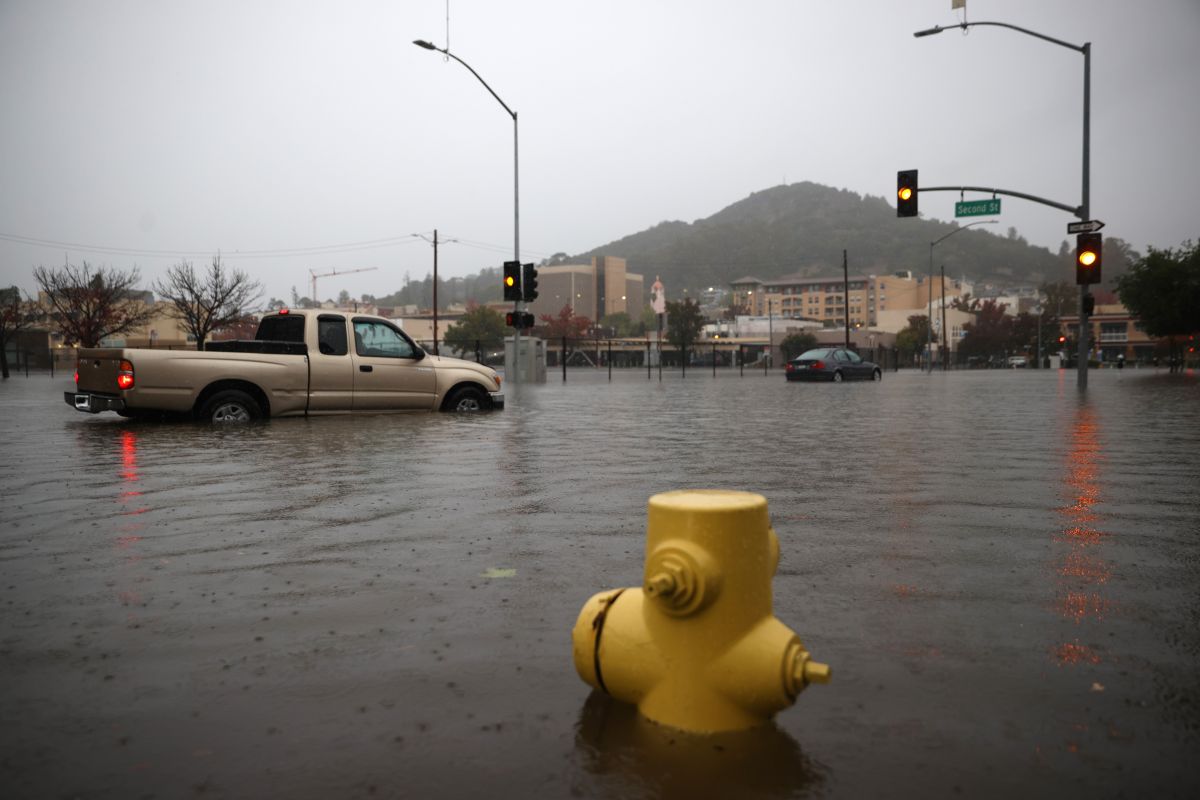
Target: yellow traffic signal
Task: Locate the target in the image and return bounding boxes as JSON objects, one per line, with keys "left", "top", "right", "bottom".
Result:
{"left": 1075, "top": 233, "right": 1102, "bottom": 285}
{"left": 897, "top": 170, "right": 918, "bottom": 217}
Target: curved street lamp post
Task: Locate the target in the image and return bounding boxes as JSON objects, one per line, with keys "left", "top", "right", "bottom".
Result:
{"left": 926, "top": 219, "right": 997, "bottom": 372}
{"left": 413, "top": 39, "right": 522, "bottom": 383}
{"left": 915, "top": 20, "right": 1091, "bottom": 388}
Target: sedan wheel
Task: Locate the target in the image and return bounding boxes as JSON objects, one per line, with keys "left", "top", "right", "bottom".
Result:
{"left": 872, "top": 369, "right": 882, "bottom": 381}
{"left": 832, "top": 371, "right": 844, "bottom": 383}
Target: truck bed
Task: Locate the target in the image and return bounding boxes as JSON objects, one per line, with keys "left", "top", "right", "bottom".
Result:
{"left": 205, "top": 340, "right": 307, "bottom": 355}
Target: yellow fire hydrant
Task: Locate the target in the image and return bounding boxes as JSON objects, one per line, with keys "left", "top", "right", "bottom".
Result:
{"left": 572, "top": 490, "right": 830, "bottom": 733}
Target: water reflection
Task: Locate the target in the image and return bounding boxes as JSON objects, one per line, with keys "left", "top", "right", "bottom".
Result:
{"left": 1053, "top": 401, "right": 1114, "bottom": 659}
{"left": 573, "top": 692, "right": 825, "bottom": 799}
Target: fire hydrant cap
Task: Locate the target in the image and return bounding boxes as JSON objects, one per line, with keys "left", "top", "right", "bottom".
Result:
{"left": 650, "top": 489, "right": 766, "bottom": 513}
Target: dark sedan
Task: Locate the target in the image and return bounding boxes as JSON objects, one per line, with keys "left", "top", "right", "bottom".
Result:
{"left": 785, "top": 348, "right": 882, "bottom": 382}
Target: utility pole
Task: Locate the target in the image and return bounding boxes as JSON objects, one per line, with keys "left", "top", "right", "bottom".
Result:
{"left": 439, "top": 227, "right": 444, "bottom": 352}
{"left": 941, "top": 265, "right": 948, "bottom": 371}
{"left": 843, "top": 250, "right": 850, "bottom": 350}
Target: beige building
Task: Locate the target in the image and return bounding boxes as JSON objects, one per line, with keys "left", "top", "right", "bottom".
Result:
{"left": 526, "top": 256, "right": 644, "bottom": 322}
{"left": 731, "top": 271, "right": 966, "bottom": 328}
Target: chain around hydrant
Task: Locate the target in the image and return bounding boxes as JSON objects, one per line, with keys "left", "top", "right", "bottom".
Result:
{"left": 572, "top": 490, "right": 830, "bottom": 733}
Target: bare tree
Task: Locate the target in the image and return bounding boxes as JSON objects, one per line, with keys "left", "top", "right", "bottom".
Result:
{"left": 0, "top": 287, "right": 42, "bottom": 379}
{"left": 154, "top": 257, "right": 262, "bottom": 350}
{"left": 33, "top": 262, "right": 156, "bottom": 348}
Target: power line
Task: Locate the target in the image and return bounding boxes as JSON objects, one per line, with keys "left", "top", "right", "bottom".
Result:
{"left": 0, "top": 231, "right": 430, "bottom": 259}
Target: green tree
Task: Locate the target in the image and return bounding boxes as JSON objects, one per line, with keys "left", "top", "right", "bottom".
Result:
{"left": 1117, "top": 240, "right": 1200, "bottom": 371}
{"left": 664, "top": 298, "right": 705, "bottom": 362}
{"left": 599, "top": 312, "right": 639, "bottom": 337}
{"left": 958, "top": 299, "right": 1012, "bottom": 360}
{"left": 33, "top": 261, "right": 157, "bottom": 347}
{"left": 442, "top": 302, "right": 506, "bottom": 356}
{"left": 780, "top": 331, "right": 818, "bottom": 360}
{"left": 895, "top": 315, "right": 930, "bottom": 361}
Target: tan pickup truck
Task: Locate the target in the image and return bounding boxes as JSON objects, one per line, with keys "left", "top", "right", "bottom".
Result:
{"left": 65, "top": 309, "right": 504, "bottom": 421}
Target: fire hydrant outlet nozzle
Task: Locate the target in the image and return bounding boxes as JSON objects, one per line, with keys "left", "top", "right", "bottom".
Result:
{"left": 572, "top": 490, "right": 830, "bottom": 733}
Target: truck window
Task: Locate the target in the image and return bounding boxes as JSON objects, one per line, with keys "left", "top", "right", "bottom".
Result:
{"left": 353, "top": 319, "right": 417, "bottom": 358}
{"left": 256, "top": 315, "right": 305, "bottom": 343}
{"left": 317, "top": 315, "right": 348, "bottom": 356}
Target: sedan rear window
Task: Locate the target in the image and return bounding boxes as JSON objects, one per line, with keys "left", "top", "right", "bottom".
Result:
{"left": 796, "top": 349, "right": 833, "bottom": 360}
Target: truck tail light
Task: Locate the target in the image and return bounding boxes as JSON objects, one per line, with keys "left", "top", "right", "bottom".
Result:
{"left": 117, "top": 359, "right": 135, "bottom": 390}
{"left": 74, "top": 362, "right": 80, "bottom": 385}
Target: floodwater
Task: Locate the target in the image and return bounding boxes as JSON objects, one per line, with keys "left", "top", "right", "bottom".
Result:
{"left": 2, "top": 366, "right": 1198, "bottom": 799}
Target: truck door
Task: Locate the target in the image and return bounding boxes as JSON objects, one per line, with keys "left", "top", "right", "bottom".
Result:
{"left": 351, "top": 318, "right": 437, "bottom": 410}
{"left": 308, "top": 314, "right": 355, "bottom": 412}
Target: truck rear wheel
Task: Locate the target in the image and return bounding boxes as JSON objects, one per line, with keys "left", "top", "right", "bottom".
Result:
{"left": 443, "top": 385, "right": 490, "bottom": 412}
{"left": 199, "top": 390, "right": 261, "bottom": 423}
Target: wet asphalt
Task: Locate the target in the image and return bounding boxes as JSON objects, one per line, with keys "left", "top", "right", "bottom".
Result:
{"left": 1, "top": 366, "right": 1198, "bottom": 799}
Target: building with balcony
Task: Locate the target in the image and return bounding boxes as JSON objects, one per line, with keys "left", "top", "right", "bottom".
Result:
{"left": 730, "top": 271, "right": 967, "bottom": 329}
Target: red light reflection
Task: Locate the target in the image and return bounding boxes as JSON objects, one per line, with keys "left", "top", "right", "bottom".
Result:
{"left": 1052, "top": 402, "right": 1114, "bottom": 665}
{"left": 1054, "top": 640, "right": 1102, "bottom": 666}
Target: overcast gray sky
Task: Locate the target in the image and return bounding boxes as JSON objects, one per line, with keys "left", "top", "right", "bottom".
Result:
{"left": 2, "top": 0, "right": 1198, "bottom": 304}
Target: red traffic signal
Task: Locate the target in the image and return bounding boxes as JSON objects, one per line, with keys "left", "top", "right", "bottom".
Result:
{"left": 897, "top": 169, "right": 918, "bottom": 218}
{"left": 505, "top": 311, "right": 535, "bottom": 329}
{"left": 1075, "top": 233, "right": 1102, "bottom": 285}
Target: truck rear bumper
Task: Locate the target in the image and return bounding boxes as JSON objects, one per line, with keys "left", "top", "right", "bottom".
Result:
{"left": 64, "top": 391, "right": 126, "bottom": 414}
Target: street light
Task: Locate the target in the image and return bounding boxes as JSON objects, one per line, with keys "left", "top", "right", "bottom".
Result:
{"left": 926, "top": 219, "right": 997, "bottom": 372}
{"left": 413, "top": 39, "right": 522, "bottom": 382}
{"left": 914, "top": 19, "right": 1091, "bottom": 389}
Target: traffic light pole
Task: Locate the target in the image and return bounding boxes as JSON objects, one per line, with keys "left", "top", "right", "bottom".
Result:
{"left": 413, "top": 40, "right": 521, "bottom": 385}
{"left": 914, "top": 20, "right": 1092, "bottom": 389}
{"left": 1078, "top": 42, "right": 1091, "bottom": 389}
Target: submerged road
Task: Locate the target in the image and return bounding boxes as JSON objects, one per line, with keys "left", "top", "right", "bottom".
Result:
{"left": 1, "top": 367, "right": 1198, "bottom": 798}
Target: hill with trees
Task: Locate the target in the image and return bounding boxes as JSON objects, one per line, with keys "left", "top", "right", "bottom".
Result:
{"left": 571, "top": 182, "right": 1072, "bottom": 293}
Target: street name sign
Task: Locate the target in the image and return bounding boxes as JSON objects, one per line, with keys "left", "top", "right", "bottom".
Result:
{"left": 955, "top": 198, "right": 1001, "bottom": 217}
{"left": 1067, "top": 220, "right": 1105, "bottom": 234}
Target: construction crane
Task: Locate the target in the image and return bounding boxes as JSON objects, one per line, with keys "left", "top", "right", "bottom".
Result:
{"left": 309, "top": 267, "right": 378, "bottom": 306}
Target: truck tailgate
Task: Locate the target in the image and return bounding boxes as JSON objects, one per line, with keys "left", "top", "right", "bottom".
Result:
{"left": 75, "top": 350, "right": 127, "bottom": 393}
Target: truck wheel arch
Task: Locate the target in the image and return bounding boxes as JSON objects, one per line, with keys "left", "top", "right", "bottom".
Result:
{"left": 194, "top": 380, "right": 270, "bottom": 420}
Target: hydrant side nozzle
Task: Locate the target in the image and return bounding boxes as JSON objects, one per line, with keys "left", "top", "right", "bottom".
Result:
{"left": 790, "top": 650, "right": 832, "bottom": 689}
{"left": 802, "top": 660, "right": 832, "bottom": 685}
{"left": 645, "top": 571, "right": 676, "bottom": 598}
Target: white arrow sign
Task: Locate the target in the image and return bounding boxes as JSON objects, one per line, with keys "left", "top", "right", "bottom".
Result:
{"left": 1067, "top": 220, "right": 1106, "bottom": 234}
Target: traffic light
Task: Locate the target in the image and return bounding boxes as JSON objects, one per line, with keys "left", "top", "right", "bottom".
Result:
{"left": 897, "top": 169, "right": 918, "bottom": 217}
{"left": 503, "top": 261, "right": 522, "bottom": 301}
{"left": 522, "top": 263, "right": 538, "bottom": 302}
{"left": 505, "top": 311, "right": 534, "bottom": 329}
{"left": 1075, "top": 233, "right": 1102, "bottom": 285}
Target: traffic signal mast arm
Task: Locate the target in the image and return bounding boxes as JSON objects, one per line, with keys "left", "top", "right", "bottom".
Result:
{"left": 918, "top": 185, "right": 1082, "bottom": 217}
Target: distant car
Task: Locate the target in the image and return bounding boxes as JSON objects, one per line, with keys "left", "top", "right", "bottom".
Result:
{"left": 1007, "top": 356, "right": 1028, "bottom": 368}
{"left": 785, "top": 348, "right": 882, "bottom": 382}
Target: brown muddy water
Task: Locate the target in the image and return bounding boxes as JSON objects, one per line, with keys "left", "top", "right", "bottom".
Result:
{"left": 2, "top": 367, "right": 1199, "bottom": 798}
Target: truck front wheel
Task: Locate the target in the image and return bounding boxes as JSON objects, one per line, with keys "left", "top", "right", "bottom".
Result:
{"left": 199, "top": 390, "right": 261, "bottom": 423}
{"left": 443, "top": 385, "right": 490, "bottom": 412}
